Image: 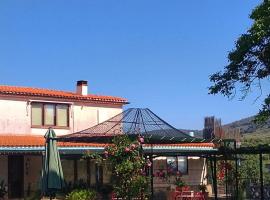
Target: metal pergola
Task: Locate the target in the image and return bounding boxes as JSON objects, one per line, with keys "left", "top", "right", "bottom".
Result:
{"left": 59, "top": 108, "right": 220, "bottom": 144}
{"left": 58, "top": 108, "right": 221, "bottom": 199}
{"left": 211, "top": 142, "right": 270, "bottom": 200}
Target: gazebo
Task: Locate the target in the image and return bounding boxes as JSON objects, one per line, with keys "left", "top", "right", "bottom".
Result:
{"left": 59, "top": 108, "right": 219, "bottom": 199}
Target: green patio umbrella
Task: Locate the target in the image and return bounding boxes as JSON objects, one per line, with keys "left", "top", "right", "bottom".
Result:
{"left": 41, "top": 128, "right": 64, "bottom": 198}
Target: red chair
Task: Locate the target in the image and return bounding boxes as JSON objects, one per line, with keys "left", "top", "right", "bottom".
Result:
{"left": 182, "top": 186, "right": 191, "bottom": 191}
{"left": 193, "top": 192, "right": 205, "bottom": 200}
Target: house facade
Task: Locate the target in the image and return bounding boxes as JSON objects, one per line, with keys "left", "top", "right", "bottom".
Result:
{"left": 0, "top": 81, "right": 214, "bottom": 199}
{"left": 0, "top": 81, "right": 127, "bottom": 199}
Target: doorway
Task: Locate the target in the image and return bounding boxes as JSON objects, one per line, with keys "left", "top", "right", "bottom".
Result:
{"left": 8, "top": 155, "right": 24, "bottom": 198}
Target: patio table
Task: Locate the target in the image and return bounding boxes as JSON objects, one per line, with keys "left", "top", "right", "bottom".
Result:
{"left": 175, "top": 191, "right": 193, "bottom": 200}
{"left": 175, "top": 191, "right": 205, "bottom": 200}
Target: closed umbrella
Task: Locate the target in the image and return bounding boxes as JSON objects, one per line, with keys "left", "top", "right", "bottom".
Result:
{"left": 42, "top": 128, "right": 64, "bottom": 199}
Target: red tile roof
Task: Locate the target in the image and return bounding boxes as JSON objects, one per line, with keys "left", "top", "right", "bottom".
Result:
{"left": 0, "top": 85, "right": 128, "bottom": 104}
{"left": 0, "top": 135, "right": 106, "bottom": 147}
{"left": 144, "top": 143, "right": 215, "bottom": 147}
{"left": 0, "top": 135, "right": 214, "bottom": 148}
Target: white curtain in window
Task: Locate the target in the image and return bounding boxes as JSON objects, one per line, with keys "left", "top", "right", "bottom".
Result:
{"left": 177, "top": 156, "right": 188, "bottom": 174}
{"left": 56, "top": 105, "right": 68, "bottom": 126}
{"left": 44, "top": 104, "right": 55, "bottom": 125}
{"left": 32, "top": 103, "right": 42, "bottom": 126}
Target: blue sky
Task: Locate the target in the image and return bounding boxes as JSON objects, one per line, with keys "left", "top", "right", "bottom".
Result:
{"left": 0, "top": 0, "right": 264, "bottom": 129}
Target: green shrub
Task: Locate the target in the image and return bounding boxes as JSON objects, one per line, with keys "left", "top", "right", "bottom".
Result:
{"left": 0, "top": 180, "right": 7, "bottom": 198}
{"left": 65, "top": 189, "right": 97, "bottom": 200}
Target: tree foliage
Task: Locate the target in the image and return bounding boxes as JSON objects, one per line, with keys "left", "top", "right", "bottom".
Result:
{"left": 209, "top": 0, "right": 270, "bottom": 123}
{"left": 239, "top": 136, "right": 270, "bottom": 187}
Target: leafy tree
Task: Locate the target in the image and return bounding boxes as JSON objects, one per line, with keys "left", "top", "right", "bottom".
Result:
{"left": 239, "top": 137, "right": 270, "bottom": 187}
{"left": 209, "top": 0, "right": 270, "bottom": 124}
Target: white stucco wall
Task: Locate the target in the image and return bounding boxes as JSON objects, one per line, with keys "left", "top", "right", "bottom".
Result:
{"left": 0, "top": 96, "right": 123, "bottom": 136}
{"left": 0, "top": 99, "right": 31, "bottom": 134}
{"left": 153, "top": 157, "right": 207, "bottom": 188}
{"left": 182, "top": 157, "right": 206, "bottom": 185}
{"left": 72, "top": 103, "right": 122, "bottom": 133}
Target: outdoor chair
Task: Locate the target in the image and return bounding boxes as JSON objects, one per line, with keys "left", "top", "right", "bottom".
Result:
{"left": 193, "top": 192, "right": 205, "bottom": 200}
{"left": 182, "top": 186, "right": 191, "bottom": 191}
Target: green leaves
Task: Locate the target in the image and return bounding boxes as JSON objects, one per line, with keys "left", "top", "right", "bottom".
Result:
{"left": 92, "top": 135, "right": 150, "bottom": 199}
{"left": 209, "top": 0, "right": 270, "bottom": 124}
{"left": 65, "top": 189, "right": 97, "bottom": 200}
{"left": 254, "top": 95, "right": 270, "bottom": 125}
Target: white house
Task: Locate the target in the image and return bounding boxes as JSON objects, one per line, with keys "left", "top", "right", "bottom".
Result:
{"left": 0, "top": 80, "right": 127, "bottom": 199}
{"left": 0, "top": 81, "right": 214, "bottom": 199}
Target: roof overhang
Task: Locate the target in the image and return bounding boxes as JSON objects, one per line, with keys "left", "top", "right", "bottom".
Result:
{"left": 0, "top": 144, "right": 216, "bottom": 155}
{"left": 0, "top": 135, "right": 217, "bottom": 155}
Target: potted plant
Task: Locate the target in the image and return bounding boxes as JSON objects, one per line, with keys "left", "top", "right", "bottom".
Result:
{"left": 0, "top": 180, "right": 7, "bottom": 200}
{"left": 65, "top": 189, "right": 97, "bottom": 200}
{"left": 199, "top": 184, "right": 208, "bottom": 199}
{"left": 175, "top": 177, "right": 186, "bottom": 191}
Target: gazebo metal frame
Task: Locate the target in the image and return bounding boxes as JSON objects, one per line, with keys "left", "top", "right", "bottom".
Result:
{"left": 59, "top": 108, "right": 270, "bottom": 200}
{"left": 58, "top": 108, "right": 221, "bottom": 199}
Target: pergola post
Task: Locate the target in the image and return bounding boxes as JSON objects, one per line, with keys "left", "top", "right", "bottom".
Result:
{"left": 150, "top": 154, "right": 154, "bottom": 200}
{"left": 234, "top": 141, "right": 238, "bottom": 200}
{"left": 213, "top": 156, "right": 218, "bottom": 200}
{"left": 225, "top": 155, "right": 228, "bottom": 200}
{"left": 210, "top": 156, "right": 218, "bottom": 200}
{"left": 86, "top": 158, "right": 91, "bottom": 187}
{"left": 259, "top": 150, "right": 264, "bottom": 200}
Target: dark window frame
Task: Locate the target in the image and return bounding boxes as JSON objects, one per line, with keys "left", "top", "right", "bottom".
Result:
{"left": 31, "top": 102, "right": 69, "bottom": 129}
{"left": 166, "top": 156, "right": 188, "bottom": 175}
{"left": 176, "top": 156, "right": 188, "bottom": 175}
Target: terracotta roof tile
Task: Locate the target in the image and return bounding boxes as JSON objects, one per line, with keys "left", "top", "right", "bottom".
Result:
{"left": 0, "top": 85, "right": 128, "bottom": 104}
{"left": 0, "top": 135, "right": 106, "bottom": 147}
{"left": 0, "top": 135, "right": 214, "bottom": 148}
{"left": 144, "top": 143, "right": 215, "bottom": 147}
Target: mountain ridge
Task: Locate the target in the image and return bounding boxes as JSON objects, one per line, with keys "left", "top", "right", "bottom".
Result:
{"left": 180, "top": 116, "right": 270, "bottom": 138}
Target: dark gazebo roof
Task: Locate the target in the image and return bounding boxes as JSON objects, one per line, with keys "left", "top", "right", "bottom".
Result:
{"left": 59, "top": 108, "right": 217, "bottom": 144}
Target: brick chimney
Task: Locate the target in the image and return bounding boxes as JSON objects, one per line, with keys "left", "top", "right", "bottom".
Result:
{"left": 76, "top": 80, "right": 88, "bottom": 95}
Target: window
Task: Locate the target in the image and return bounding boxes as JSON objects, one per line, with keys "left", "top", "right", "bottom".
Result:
{"left": 177, "top": 156, "right": 188, "bottom": 174}
{"left": 56, "top": 104, "right": 69, "bottom": 127}
{"left": 31, "top": 103, "right": 42, "bottom": 126}
{"left": 44, "top": 104, "right": 55, "bottom": 125}
{"left": 166, "top": 156, "right": 188, "bottom": 175}
{"left": 31, "top": 102, "right": 69, "bottom": 127}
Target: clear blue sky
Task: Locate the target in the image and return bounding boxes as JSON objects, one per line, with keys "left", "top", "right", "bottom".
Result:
{"left": 0, "top": 0, "right": 264, "bottom": 130}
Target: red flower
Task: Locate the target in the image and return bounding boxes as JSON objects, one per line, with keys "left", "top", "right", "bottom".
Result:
{"left": 130, "top": 144, "right": 136, "bottom": 149}
{"left": 176, "top": 171, "right": 182, "bottom": 176}
{"left": 138, "top": 136, "right": 144, "bottom": 144}
{"left": 125, "top": 147, "right": 130, "bottom": 152}
{"left": 146, "top": 159, "right": 152, "bottom": 167}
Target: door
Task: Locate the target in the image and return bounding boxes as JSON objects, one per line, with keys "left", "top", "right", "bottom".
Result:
{"left": 8, "top": 155, "right": 24, "bottom": 198}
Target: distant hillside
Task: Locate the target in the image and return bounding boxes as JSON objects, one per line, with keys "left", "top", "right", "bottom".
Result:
{"left": 180, "top": 116, "right": 270, "bottom": 139}
{"left": 223, "top": 116, "right": 270, "bottom": 136}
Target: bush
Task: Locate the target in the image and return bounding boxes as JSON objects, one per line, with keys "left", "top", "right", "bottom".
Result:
{"left": 65, "top": 189, "right": 97, "bottom": 200}
{"left": 0, "top": 180, "right": 7, "bottom": 198}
